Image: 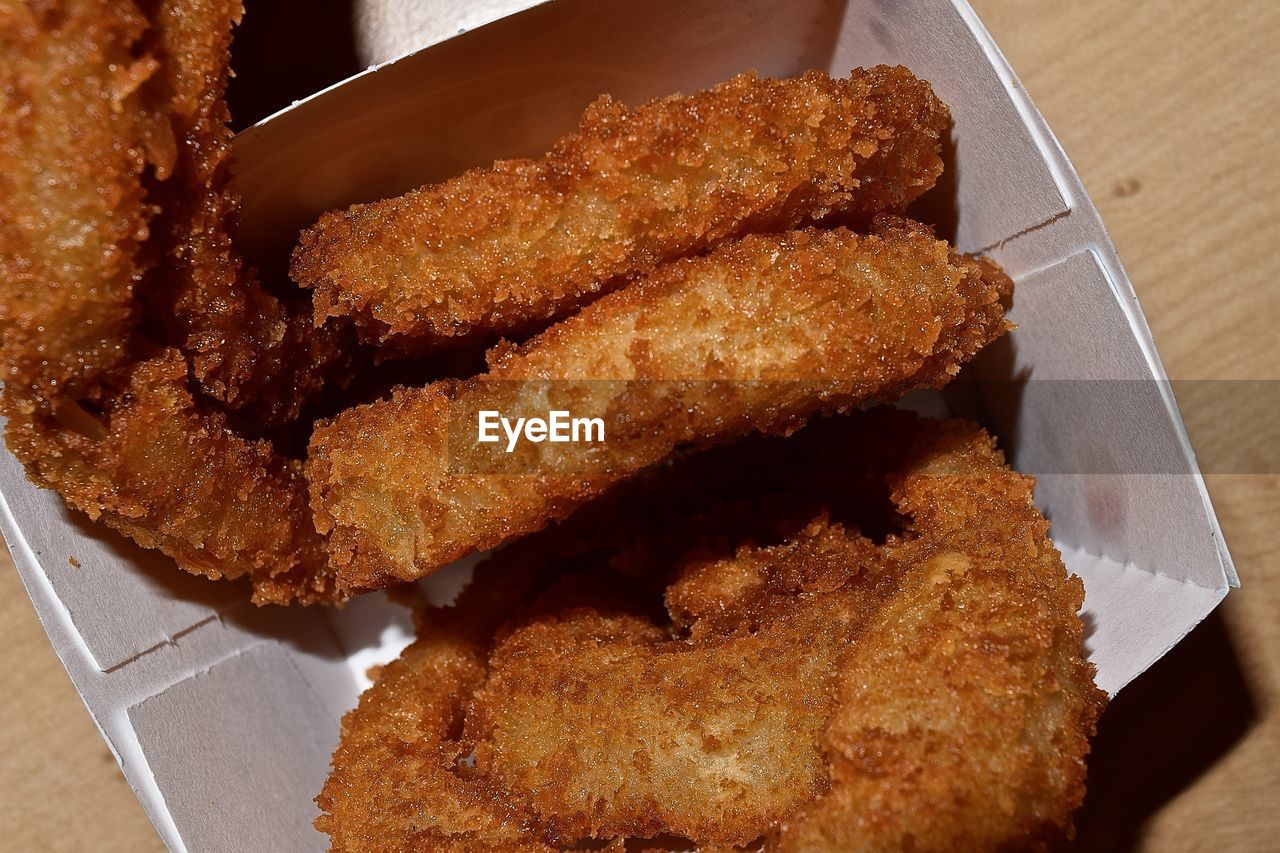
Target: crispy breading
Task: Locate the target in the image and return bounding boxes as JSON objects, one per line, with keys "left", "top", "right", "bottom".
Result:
{"left": 316, "top": 554, "right": 559, "bottom": 852}
{"left": 775, "top": 414, "right": 1106, "bottom": 850}
{"left": 0, "top": 0, "right": 164, "bottom": 402}
{"left": 0, "top": 1, "right": 341, "bottom": 602}
{"left": 0, "top": 351, "right": 331, "bottom": 604}
{"left": 468, "top": 523, "right": 896, "bottom": 847}
{"left": 0, "top": 0, "right": 345, "bottom": 425}
{"left": 307, "top": 220, "right": 1012, "bottom": 596}
{"left": 141, "top": 0, "right": 350, "bottom": 425}
{"left": 665, "top": 516, "right": 890, "bottom": 640}
{"left": 291, "top": 66, "right": 949, "bottom": 353}
{"left": 315, "top": 480, "right": 874, "bottom": 850}
{"left": 316, "top": 411, "right": 1104, "bottom": 849}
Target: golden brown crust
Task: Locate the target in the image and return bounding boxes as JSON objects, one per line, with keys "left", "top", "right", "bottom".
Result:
{"left": 317, "top": 411, "right": 1104, "bottom": 849}
{"left": 291, "top": 66, "right": 950, "bottom": 352}
{"left": 316, "top": 557, "right": 558, "bottom": 852}
{"left": 142, "top": 0, "right": 350, "bottom": 424}
{"left": 0, "top": 0, "right": 162, "bottom": 401}
{"left": 307, "top": 220, "right": 1012, "bottom": 596}
{"left": 0, "top": 1, "right": 340, "bottom": 602}
{"left": 0, "top": 0, "right": 346, "bottom": 425}
{"left": 0, "top": 351, "right": 331, "bottom": 604}
{"left": 665, "top": 517, "right": 889, "bottom": 641}
{"left": 774, "top": 415, "right": 1106, "bottom": 851}
{"left": 467, "top": 524, "right": 895, "bottom": 847}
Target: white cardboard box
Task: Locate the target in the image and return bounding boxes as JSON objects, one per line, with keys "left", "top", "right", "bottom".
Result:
{"left": 0, "top": 0, "right": 1237, "bottom": 850}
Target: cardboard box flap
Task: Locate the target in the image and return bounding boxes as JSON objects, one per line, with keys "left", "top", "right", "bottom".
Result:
{"left": 127, "top": 643, "right": 339, "bottom": 852}
{"left": 0, "top": 449, "right": 240, "bottom": 672}
{"left": 235, "top": 0, "right": 1234, "bottom": 600}
{"left": 353, "top": 0, "right": 544, "bottom": 67}
{"left": 977, "top": 251, "right": 1233, "bottom": 592}
{"left": 1066, "top": 545, "right": 1227, "bottom": 696}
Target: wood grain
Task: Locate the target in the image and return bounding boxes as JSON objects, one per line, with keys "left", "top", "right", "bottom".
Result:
{"left": 971, "top": 1, "right": 1280, "bottom": 849}
{"left": 1, "top": 0, "right": 1276, "bottom": 848}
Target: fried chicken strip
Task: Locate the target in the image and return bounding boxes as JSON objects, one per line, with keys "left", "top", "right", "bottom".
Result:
{"left": 0, "top": 0, "right": 165, "bottom": 401}
{"left": 317, "top": 481, "right": 877, "bottom": 850}
{"left": 468, "top": 522, "right": 896, "bottom": 847}
{"left": 775, "top": 415, "right": 1106, "bottom": 851}
{"left": 307, "top": 220, "right": 1012, "bottom": 596}
{"left": 142, "top": 0, "right": 351, "bottom": 425}
{"left": 318, "top": 411, "right": 1104, "bottom": 849}
{"left": 291, "top": 66, "right": 949, "bottom": 353}
{"left": 0, "top": 1, "right": 340, "bottom": 602}
{"left": 316, "top": 548, "right": 560, "bottom": 852}
{"left": 476, "top": 414, "right": 1103, "bottom": 849}
{"left": 0, "top": 352, "right": 331, "bottom": 604}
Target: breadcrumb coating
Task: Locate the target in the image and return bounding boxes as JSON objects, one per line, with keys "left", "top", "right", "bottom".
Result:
{"left": 468, "top": 523, "right": 896, "bottom": 847}
{"left": 316, "top": 554, "right": 558, "bottom": 852}
{"left": 775, "top": 416, "right": 1106, "bottom": 851}
{"left": 316, "top": 411, "right": 1104, "bottom": 849}
{"left": 0, "top": 0, "right": 344, "bottom": 425}
{"left": 307, "top": 220, "right": 1012, "bottom": 596}
{"left": 0, "top": 1, "right": 339, "bottom": 602}
{"left": 0, "top": 352, "right": 331, "bottom": 604}
{"left": 291, "top": 66, "right": 949, "bottom": 353}
{"left": 0, "top": 0, "right": 160, "bottom": 401}
{"left": 141, "top": 0, "right": 351, "bottom": 425}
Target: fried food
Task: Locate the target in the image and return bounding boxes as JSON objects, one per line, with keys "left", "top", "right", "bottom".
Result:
{"left": 468, "top": 522, "right": 895, "bottom": 847}
{"left": 0, "top": 6, "right": 1011, "bottom": 614}
{"left": 307, "top": 219, "right": 1012, "bottom": 596}
{"left": 0, "top": 0, "right": 343, "bottom": 426}
{"left": 0, "top": 0, "right": 336, "bottom": 603}
{"left": 5, "top": 5, "right": 1103, "bottom": 845}
{"left": 141, "top": 0, "right": 352, "bottom": 425}
{"left": 315, "top": 547, "right": 560, "bottom": 852}
{"left": 291, "top": 66, "right": 950, "bottom": 353}
{"left": 0, "top": 352, "right": 331, "bottom": 603}
{"left": 0, "top": 1, "right": 163, "bottom": 402}
{"left": 773, "top": 415, "right": 1106, "bottom": 850}
{"left": 317, "top": 411, "right": 1105, "bottom": 849}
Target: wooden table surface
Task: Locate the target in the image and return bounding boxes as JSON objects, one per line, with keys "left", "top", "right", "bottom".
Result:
{"left": 2, "top": 1, "right": 1276, "bottom": 849}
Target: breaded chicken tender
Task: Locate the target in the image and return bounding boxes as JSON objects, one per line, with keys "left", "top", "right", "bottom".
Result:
{"left": 142, "top": 0, "right": 351, "bottom": 425}
{"left": 0, "top": 0, "right": 163, "bottom": 401}
{"left": 316, "top": 551, "right": 560, "bottom": 852}
{"left": 307, "top": 220, "right": 1012, "bottom": 596}
{"left": 468, "top": 523, "right": 897, "bottom": 847}
{"left": 291, "top": 66, "right": 950, "bottom": 353}
{"left": 316, "top": 411, "right": 1104, "bottom": 849}
{"left": 774, "top": 416, "right": 1106, "bottom": 850}
{"left": 0, "top": 352, "right": 331, "bottom": 604}
{"left": 317, "top": 456, "right": 874, "bottom": 851}
{"left": 1, "top": 0, "right": 342, "bottom": 425}
{"left": 0, "top": 0, "right": 340, "bottom": 602}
